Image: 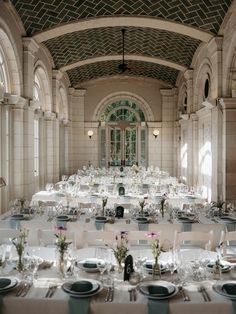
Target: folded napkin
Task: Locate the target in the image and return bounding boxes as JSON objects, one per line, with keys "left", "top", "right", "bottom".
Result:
{"left": 69, "top": 298, "right": 90, "bottom": 314}
{"left": 148, "top": 300, "right": 169, "bottom": 314}
{"left": 0, "top": 279, "right": 11, "bottom": 290}
{"left": 38, "top": 261, "right": 53, "bottom": 270}
{"left": 83, "top": 262, "right": 97, "bottom": 269}
{"left": 207, "top": 263, "right": 226, "bottom": 269}
{"left": 223, "top": 283, "right": 236, "bottom": 295}
{"left": 148, "top": 285, "right": 169, "bottom": 296}
{"left": 71, "top": 281, "right": 93, "bottom": 293}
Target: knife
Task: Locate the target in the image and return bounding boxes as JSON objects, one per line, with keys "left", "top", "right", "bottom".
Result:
{"left": 109, "top": 288, "right": 114, "bottom": 302}
{"left": 105, "top": 287, "right": 111, "bottom": 302}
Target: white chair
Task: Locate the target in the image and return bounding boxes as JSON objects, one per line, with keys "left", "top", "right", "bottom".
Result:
{"left": 219, "top": 230, "right": 236, "bottom": 260}
{"left": 38, "top": 228, "right": 76, "bottom": 248}
{"left": 148, "top": 224, "right": 181, "bottom": 251}
{"left": 0, "top": 229, "right": 20, "bottom": 244}
{"left": 20, "top": 221, "right": 53, "bottom": 245}
{"left": 174, "top": 230, "right": 214, "bottom": 251}
{"left": 127, "top": 230, "right": 162, "bottom": 247}
{"left": 82, "top": 230, "right": 115, "bottom": 247}
{"left": 105, "top": 223, "right": 138, "bottom": 232}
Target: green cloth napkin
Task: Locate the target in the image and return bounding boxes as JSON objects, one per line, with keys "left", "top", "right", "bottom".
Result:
{"left": 232, "top": 301, "right": 236, "bottom": 314}
{"left": 223, "top": 283, "right": 236, "bottom": 295}
{"left": 83, "top": 262, "right": 97, "bottom": 268}
{"left": 68, "top": 297, "right": 90, "bottom": 314}
{"left": 0, "top": 279, "right": 10, "bottom": 289}
{"left": 148, "top": 285, "right": 169, "bottom": 296}
{"left": 148, "top": 300, "right": 169, "bottom": 314}
{"left": 71, "top": 281, "right": 93, "bottom": 293}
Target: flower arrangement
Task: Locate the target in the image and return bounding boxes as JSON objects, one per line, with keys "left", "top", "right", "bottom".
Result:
{"left": 211, "top": 199, "right": 225, "bottom": 217}
{"left": 110, "top": 231, "right": 129, "bottom": 270}
{"left": 160, "top": 193, "right": 168, "bottom": 218}
{"left": 146, "top": 232, "right": 162, "bottom": 278}
{"left": 131, "top": 164, "right": 139, "bottom": 174}
{"left": 55, "top": 228, "right": 72, "bottom": 277}
{"left": 101, "top": 196, "right": 108, "bottom": 216}
{"left": 139, "top": 198, "right": 146, "bottom": 217}
{"left": 12, "top": 228, "right": 28, "bottom": 272}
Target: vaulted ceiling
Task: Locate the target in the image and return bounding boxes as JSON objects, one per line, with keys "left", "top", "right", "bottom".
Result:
{"left": 10, "top": 0, "right": 234, "bottom": 87}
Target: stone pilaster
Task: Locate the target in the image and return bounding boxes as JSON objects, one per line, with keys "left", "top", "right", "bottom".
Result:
{"left": 221, "top": 98, "right": 236, "bottom": 203}
{"left": 184, "top": 69, "right": 194, "bottom": 112}
{"left": 160, "top": 88, "right": 176, "bottom": 175}
{"left": 22, "top": 38, "right": 39, "bottom": 99}
{"left": 69, "top": 88, "right": 86, "bottom": 171}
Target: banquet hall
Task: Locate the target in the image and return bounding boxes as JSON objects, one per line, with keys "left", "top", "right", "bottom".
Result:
{"left": 1, "top": 1, "right": 236, "bottom": 314}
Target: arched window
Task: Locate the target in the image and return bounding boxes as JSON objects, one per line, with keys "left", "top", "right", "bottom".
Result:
{"left": 100, "top": 100, "right": 147, "bottom": 167}
{"left": 0, "top": 46, "right": 9, "bottom": 94}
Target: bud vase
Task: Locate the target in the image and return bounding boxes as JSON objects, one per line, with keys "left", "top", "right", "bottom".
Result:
{"left": 152, "top": 257, "right": 161, "bottom": 279}
{"left": 58, "top": 251, "right": 66, "bottom": 279}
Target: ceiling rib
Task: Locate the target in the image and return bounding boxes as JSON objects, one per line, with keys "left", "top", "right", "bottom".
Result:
{"left": 34, "top": 16, "right": 213, "bottom": 43}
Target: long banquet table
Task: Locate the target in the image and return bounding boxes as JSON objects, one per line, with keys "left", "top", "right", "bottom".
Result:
{"left": 0, "top": 246, "right": 235, "bottom": 314}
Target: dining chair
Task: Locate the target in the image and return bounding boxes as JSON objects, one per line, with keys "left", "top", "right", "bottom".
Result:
{"left": 174, "top": 230, "right": 214, "bottom": 251}
{"left": 82, "top": 230, "right": 115, "bottom": 247}
{"left": 0, "top": 229, "right": 20, "bottom": 244}
{"left": 219, "top": 230, "right": 236, "bottom": 260}
{"left": 104, "top": 223, "right": 139, "bottom": 232}
{"left": 38, "top": 229, "right": 76, "bottom": 248}
{"left": 148, "top": 224, "right": 181, "bottom": 251}
{"left": 20, "top": 221, "right": 53, "bottom": 245}
{"left": 127, "top": 231, "right": 162, "bottom": 247}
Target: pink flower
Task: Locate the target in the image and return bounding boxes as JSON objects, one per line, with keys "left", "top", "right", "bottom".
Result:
{"left": 145, "top": 232, "right": 159, "bottom": 239}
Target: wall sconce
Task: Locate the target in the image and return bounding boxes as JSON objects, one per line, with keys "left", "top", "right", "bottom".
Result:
{"left": 87, "top": 130, "right": 94, "bottom": 139}
{"left": 0, "top": 177, "right": 6, "bottom": 188}
{"left": 153, "top": 129, "right": 160, "bottom": 139}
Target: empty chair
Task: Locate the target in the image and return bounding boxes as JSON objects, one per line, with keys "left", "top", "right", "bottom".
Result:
{"left": 148, "top": 224, "right": 181, "bottom": 251}
{"left": 20, "top": 221, "right": 53, "bottom": 245}
{"left": 38, "top": 229, "right": 76, "bottom": 248}
{"left": 219, "top": 230, "right": 236, "bottom": 260}
{"left": 82, "top": 230, "right": 115, "bottom": 247}
{"left": 0, "top": 229, "right": 20, "bottom": 244}
{"left": 127, "top": 231, "right": 162, "bottom": 248}
{"left": 174, "top": 230, "right": 214, "bottom": 251}
{"left": 105, "top": 223, "right": 139, "bottom": 232}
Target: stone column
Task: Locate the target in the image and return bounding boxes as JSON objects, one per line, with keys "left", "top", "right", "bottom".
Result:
{"left": 22, "top": 38, "right": 39, "bottom": 99}
{"left": 44, "top": 111, "right": 59, "bottom": 183}
{"left": 221, "top": 98, "right": 236, "bottom": 203}
{"left": 10, "top": 96, "right": 28, "bottom": 198}
{"left": 69, "top": 88, "right": 86, "bottom": 172}
{"left": 160, "top": 88, "right": 176, "bottom": 176}
{"left": 147, "top": 121, "right": 162, "bottom": 169}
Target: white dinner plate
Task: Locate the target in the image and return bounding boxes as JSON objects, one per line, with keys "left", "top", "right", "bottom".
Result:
{"left": 144, "top": 261, "right": 167, "bottom": 274}
{"left": 77, "top": 258, "right": 104, "bottom": 273}
{"left": 62, "top": 279, "right": 99, "bottom": 295}
{"left": 213, "top": 282, "right": 236, "bottom": 299}
{"left": 138, "top": 281, "right": 178, "bottom": 300}
{"left": 0, "top": 277, "right": 18, "bottom": 293}
{"left": 207, "top": 261, "right": 231, "bottom": 273}
{"left": 62, "top": 279, "right": 102, "bottom": 298}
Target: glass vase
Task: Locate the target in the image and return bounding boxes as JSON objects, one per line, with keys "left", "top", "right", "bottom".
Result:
{"left": 58, "top": 251, "right": 67, "bottom": 279}
{"left": 152, "top": 257, "right": 161, "bottom": 279}
{"left": 17, "top": 253, "right": 24, "bottom": 273}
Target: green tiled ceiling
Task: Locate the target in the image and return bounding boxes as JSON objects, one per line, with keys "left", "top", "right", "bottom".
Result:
{"left": 44, "top": 27, "right": 200, "bottom": 69}
{"left": 67, "top": 60, "right": 179, "bottom": 86}
{"left": 10, "top": 0, "right": 233, "bottom": 86}
{"left": 11, "top": 0, "right": 232, "bottom": 36}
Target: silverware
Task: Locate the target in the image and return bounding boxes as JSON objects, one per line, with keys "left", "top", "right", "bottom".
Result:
{"left": 200, "top": 286, "right": 211, "bottom": 302}
{"left": 109, "top": 288, "right": 114, "bottom": 302}
{"left": 105, "top": 287, "right": 111, "bottom": 302}
{"left": 20, "top": 283, "right": 32, "bottom": 297}
{"left": 133, "top": 288, "right": 137, "bottom": 302}
{"left": 128, "top": 288, "right": 133, "bottom": 301}
{"left": 16, "top": 282, "right": 27, "bottom": 297}
{"left": 198, "top": 287, "right": 207, "bottom": 302}
{"left": 179, "top": 286, "right": 190, "bottom": 301}
{"left": 48, "top": 285, "right": 57, "bottom": 298}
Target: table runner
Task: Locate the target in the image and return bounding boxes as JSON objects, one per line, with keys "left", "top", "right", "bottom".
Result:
{"left": 68, "top": 297, "right": 90, "bottom": 314}
{"left": 148, "top": 300, "right": 169, "bottom": 314}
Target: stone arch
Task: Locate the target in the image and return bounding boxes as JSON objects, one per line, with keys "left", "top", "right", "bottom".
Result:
{"left": 0, "top": 19, "right": 22, "bottom": 95}
{"left": 93, "top": 91, "right": 154, "bottom": 122}
{"left": 34, "top": 61, "right": 52, "bottom": 112}
{"left": 194, "top": 58, "right": 213, "bottom": 111}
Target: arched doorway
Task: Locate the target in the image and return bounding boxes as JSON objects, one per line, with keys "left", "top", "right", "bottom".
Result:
{"left": 99, "top": 100, "right": 147, "bottom": 167}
